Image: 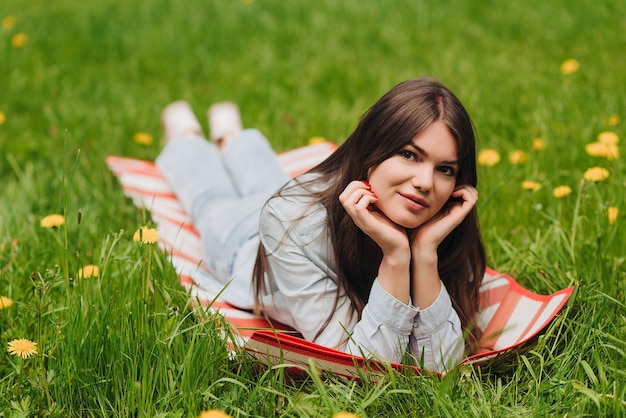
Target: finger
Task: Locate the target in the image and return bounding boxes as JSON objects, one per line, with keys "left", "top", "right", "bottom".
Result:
{"left": 339, "top": 180, "right": 372, "bottom": 203}
{"left": 451, "top": 185, "right": 478, "bottom": 205}
{"left": 446, "top": 194, "right": 477, "bottom": 220}
{"left": 340, "top": 181, "right": 376, "bottom": 207}
{"left": 355, "top": 192, "right": 377, "bottom": 211}
{"left": 452, "top": 184, "right": 476, "bottom": 197}
{"left": 345, "top": 188, "right": 376, "bottom": 209}
{"left": 344, "top": 192, "right": 378, "bottom": 219}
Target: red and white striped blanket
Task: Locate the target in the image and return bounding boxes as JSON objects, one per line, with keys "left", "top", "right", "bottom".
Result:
{"left": 106, "top": 142, "right": 574, "bottom": 377}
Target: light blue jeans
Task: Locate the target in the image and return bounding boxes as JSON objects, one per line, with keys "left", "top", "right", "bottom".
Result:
{"left": 156, "top": 129, "right": 289, "bottom": 305}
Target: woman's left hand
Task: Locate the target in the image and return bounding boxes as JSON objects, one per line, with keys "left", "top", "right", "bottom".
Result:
{"left": 410, "top": 185, "right": 478, "bottom": 252}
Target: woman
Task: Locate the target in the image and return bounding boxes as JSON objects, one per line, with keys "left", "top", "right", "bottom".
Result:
{"left": 157, "top": 78, "right": 486, "bottom": 372}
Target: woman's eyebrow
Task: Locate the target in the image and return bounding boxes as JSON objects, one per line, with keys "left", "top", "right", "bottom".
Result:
{"left": 406, "top": 142, "right": 459, "bottom": 165}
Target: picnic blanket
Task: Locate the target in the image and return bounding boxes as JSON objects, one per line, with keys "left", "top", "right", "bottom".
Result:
{"left": 106, "top": 142, "right": 574, "bottom": 377}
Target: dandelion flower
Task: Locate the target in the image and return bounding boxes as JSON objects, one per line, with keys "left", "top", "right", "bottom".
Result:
{"left": 133, "top": 132, "right": 153, "bottom": 146}
{"left": 508, "top": 150, "right": 529, "bottom": 164}
{"left": 560, "top": 58, "right": 579, "bottom": 75}
{"left": 7, "top": 339, "right": 37, "bottom": 359}
{"left": 584, "top": 142, "right": 606, "bottom": 157}
{"left": 583, "top": 167, "right": 609, "bottom": 182}
{"left": 332, "top": 413, "right": 360, "bottom": 418}
{"left": 521, "top": 180, "right": 541, "bottom": 191}
{"left": 40, "top": 214, "right": 65, "bottom": 229}
{"left": 198, "top": 410, "right": 233, "bottom": 418}
{"left": 0, "top": 111, "right": 6, "bottom": 125}
{"left": 11, "top": 32, "right": 28, "bottom": 47}
{"left": 607, "top": 206, "right": 619, "bottom": 225}
{"left": 532, "top": 137, "right": 545, "bottom": 151}
{"left": 606, "top": 115, "right": 620, "bottom": 126}
{"left": 133, "top": 226, "right": 159, "bottom": 244}
{"left": 585, "top": 142, "right": 619, "bottom": 160}
{"left": 477, "top": 149, "right": 501, "bottom": 167}
{"left": 0, "top": 296, "right": 14, "bottom": 309}
{"left": 598, "top": 131, "right": 619, "bottom": 145}
{"left": 553, "top": 185, "right": 572, "bottom": 198}
{"left": 78, "top": 265, "right": 99, "bottom": 279}
{"left": 308, "top": 136, "right": 327, "bottom": 145}
{"left": 2, "top": 16, "right": 15, "bottom": 30}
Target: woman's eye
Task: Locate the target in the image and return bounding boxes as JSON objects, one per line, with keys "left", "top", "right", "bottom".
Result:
{"left": 439, "top": 166, "right": 456, "bottom": 176}
{"left": 400, "top": 150, "right": 416, "bottom": 160}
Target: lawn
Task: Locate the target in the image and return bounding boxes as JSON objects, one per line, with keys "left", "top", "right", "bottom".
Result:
{"left": 0, "top": 0, "right": 624, "bottom": 416}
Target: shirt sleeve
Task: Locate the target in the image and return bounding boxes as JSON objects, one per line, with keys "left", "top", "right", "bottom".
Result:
{"left": 409, "top": 283, "right": 465, "bottom": 372}
{"left": 344, "top": 279, "right": 417, "bottom": 363}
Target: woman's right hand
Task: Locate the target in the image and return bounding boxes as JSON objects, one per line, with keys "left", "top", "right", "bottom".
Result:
{"left": 339, "top": 180, "right": 410, "bottom": 256}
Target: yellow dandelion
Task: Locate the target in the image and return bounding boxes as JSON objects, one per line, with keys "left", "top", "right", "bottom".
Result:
{"left": 133, "top": 226, "right": 159, "bottom": 244}
{"left": 521, "top": 180, "right": 542, "bottom": 191}
{"left": 508, "top": 150, "right": 529, "bottom": 164}
{"left": 477, "top": 149, "right": 501, "bottom": 167}
{"left": 133, "top": 132, "right": 153, "bottom": 146}
{"left": 606, "top": 115, "right": 620, "bottom": 126}
{"left": 605, "top": 145, "right": 620, "bottom": 160}
{"left": 598, "top": 131, "right": 619, "bottom": 145}
{"left": 583, "top": 167, "right": 609, "bottom": 182}
{"left": 553, "top": 185, "right": 572, "bottom": 198}
{"left": 332, "top": 413, "right": 360, "bottom": 418}
{"left": 40, "top": 214, "right": 65, "bottom": 229}
{"left": 607, "top": 206, "right": 619, "bottom": 225}
{"left": 78, "top": 265, "right": 99, "bottom": 279}
{"left": 7, "top": 339, "right": 38, "bottom": 359}
{"left": 2, "top": 16, "right": 15, "bottom": 30}
{"left": 0, "top": 110, "right": 5, "bottom": 125}
{"left": 308, "top": 136, "right": 327, "bottom": 145}
{"left": 198, "top": 410, "right": 233, "bottom": 418}
{"left": 11, "top": 32, "right": 28, "bottom": 47}
{"left": 560, "top": 58, "right": 579, "bottom": 75}
{"left": 0, "top": 296, "right": 14, "bottom": 309}
{"left": 585, "top": 142, "right": 619, "bottom": 160}
{"left": 584, "top": 142, "right": 605, "bottom": 157}
{"left": 532, "top": 137, "right": 545, "bottom": 151}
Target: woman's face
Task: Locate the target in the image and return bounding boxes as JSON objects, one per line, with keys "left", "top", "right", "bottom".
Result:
{"left": 367, "top": 121, "right": 459, "bottom": 229}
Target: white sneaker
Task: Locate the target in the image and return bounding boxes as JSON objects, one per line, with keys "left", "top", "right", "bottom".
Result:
{"left": 161, "top": 100, "right": 203, "bottom": 143}
{"left": 207, "top": 102, "right": 243, "bottom": 145}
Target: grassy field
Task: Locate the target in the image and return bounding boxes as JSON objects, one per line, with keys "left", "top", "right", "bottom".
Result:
{"left": 1, "top": 0, "right": 625, "bottom": 416}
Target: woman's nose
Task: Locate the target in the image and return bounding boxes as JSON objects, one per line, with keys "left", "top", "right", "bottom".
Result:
{"left": 411, "top": 165, "right": 433, "bottom": 191}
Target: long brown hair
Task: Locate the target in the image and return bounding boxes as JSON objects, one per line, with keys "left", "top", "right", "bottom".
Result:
{"left": 254, "top": 78, "right": 486, "bottom": 348}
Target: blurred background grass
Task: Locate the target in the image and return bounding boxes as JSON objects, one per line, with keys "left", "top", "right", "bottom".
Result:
{"left": 0, "top": 0, "right": 625, "bottom": 416}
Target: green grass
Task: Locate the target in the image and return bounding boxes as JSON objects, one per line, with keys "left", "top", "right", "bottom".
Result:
{"left": 0, "top": 0, "right": 625, "bottom": 416}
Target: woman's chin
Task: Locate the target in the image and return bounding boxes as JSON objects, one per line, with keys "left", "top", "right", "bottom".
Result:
{"left": 392, "top": 218, "right": 425, "bottom": 230}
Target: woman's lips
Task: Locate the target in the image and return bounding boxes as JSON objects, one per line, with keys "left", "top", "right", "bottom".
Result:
{"left": 399, "top": 193, "right": 428, "bottom": 210}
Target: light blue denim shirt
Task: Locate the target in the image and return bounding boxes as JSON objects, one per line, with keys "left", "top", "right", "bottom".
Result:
{"left": 256, "top": 173, "right": 465, "bottom": 372}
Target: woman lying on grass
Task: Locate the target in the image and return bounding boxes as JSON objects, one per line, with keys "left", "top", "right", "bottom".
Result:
{"left": 156, "top": 78, "right": 486, "bottom": 372}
